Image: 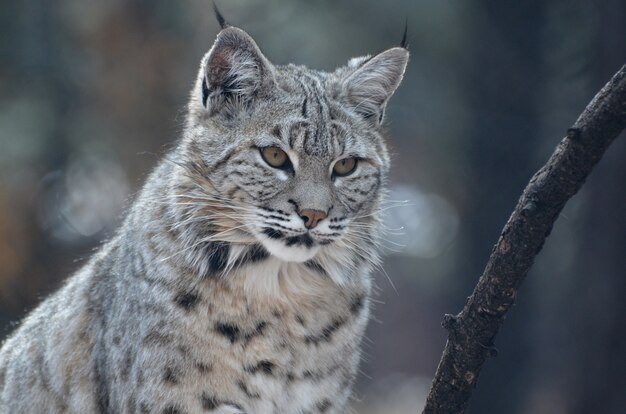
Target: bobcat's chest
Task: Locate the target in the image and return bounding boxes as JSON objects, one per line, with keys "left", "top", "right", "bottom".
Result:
{"left": 180, "top": 262, "right": 371, "bottom": 413}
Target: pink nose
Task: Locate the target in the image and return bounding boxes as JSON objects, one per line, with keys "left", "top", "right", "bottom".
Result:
{"left": 299, "top": 209, "right": 327, "bottom": 229}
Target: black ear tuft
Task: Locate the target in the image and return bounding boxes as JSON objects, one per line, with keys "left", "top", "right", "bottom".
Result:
{"left": 400, "top": 19, "right": 409, "bottom": 50}
{"left": 213, "top": 1, "right": 229, "bottom": 29}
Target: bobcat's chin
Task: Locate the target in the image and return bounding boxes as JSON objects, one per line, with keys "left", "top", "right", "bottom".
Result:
{"left": 259, "top": 236, "right": 320, "bottom": 263}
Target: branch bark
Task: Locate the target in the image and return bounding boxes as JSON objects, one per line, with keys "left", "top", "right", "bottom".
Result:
{"left": 422, "top": 64, "right": 626, "bottom": 414}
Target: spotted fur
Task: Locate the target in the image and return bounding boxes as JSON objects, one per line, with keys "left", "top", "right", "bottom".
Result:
{"left": 0, "top": 23, "right": 407, "bottom": 414}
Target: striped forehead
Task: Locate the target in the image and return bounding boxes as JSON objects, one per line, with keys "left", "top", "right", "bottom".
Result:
{"left": 276, "top": 69, "right": 350, "bottom": 158}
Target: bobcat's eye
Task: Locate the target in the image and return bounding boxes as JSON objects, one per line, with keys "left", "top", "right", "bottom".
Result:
{"left": 261, "top": 146, "right": 289, "bottom": 168}
{"left": 332, "top": 157, "right": 357, "bottom": 177}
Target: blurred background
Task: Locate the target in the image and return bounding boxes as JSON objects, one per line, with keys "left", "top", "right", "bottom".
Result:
{"left": 1, "top": 0, "right": 625, "bottom": 412}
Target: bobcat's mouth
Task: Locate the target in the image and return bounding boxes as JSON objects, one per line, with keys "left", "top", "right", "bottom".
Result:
{"left": 258, "top": 228, "right": 320, "bottom": 262}
{"left": 262, "top": 229, "right": 314, "bottom": 247}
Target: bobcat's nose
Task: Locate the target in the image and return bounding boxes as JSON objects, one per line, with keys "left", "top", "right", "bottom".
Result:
{"left": 299, "top": 209, "right": 327, "bottom": 229}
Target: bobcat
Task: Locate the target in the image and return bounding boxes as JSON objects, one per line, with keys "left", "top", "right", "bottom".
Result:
{"left": 0, "top": 11, "right": 408, "bottom": 414}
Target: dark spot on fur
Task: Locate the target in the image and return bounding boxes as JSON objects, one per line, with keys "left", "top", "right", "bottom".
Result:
{"left": 236, "top": 244, "right": 269, "bottom": 267}
{"left": 243, "top": 321, "right": 268, "bottom": 344}
{"left": 143, "top": 330, "right": 173, "bottom": 345}
{"left": 200, "top": 393, "right": 243, "bottom": 412}
{"left": 120, "top": 348, "right": 133, "bottom": 382}
{"left": 350, "top": 294, "right": 365, "bottom": 315}
{"left": 208, "top": 242, "right": 230, "bottom": 274}
{"left": 200, "top": 393, "right": 219, "bottom": 410}
{"left": 163, "top": 366, "right": 178, "bottom": 384}
{"left": 78, "top": 327, "right": 90, "bottom": 343}
{"left": 195, "top": 361, "right": 213, "bottom": 374}
{"left": 139, "top": 402, "right": 150, "bottom": 413}
{"left": 327, "top": 364, "right": 341, "bottom": 376}
{"left": 137, "top": 368, "right": 145, "bottom": 386}
{"left": 304, "top": 260, "right": 327, "bottom": 276}
{"left": 215, "top": 322, "right": 241, "bottom": 343}
{"left": 252, "top": 321, "right": 267, "bottom": 335}
{"left": 271, "top": 125, "right": 282, "bottom": 138}
{"left": 127, "top": 396, "right": 137, "bottom": 412}
{"left": 301, "top": 98, "right": 308, "bottom": 117}
{"left": 162, "top": 405, "right": 185, "bottom": 414}
{"left": 304, "top": 128, "right": 313, "bottom": 152}
{"left": 177, "top": 344, "right": 190, "bottom": 355}
{"left": 245, "top": 360, "right": 275, "bottom": 376}
{"left": 94, "top": 352, "right": 110, "bottom": 412}
{"left": 305, "top": 318, "right": 346, "bottom": 345}
{"left": 237, "top": 380, "right": 260, "bottom": 399}
{"left": 215, "top": 321, "right": 267, "bottom": 345}
{"left": 174, "top": 291, "right": 200, "bottom": 311}
{"left": 317, "top": 399, "right": 332, "bottom": 412}
{"left": 255, "top": 321, "right": 268, "bottom": 333}
{"left": 263, "top": 227, "right": 284, "bottom": 239}
{"left": 287, "top": 199, "right": 299, "bottom": 211}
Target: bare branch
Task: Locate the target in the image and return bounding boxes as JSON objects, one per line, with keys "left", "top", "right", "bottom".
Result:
{"left": 422, "top": 64, "right": 626, "bottom": 414}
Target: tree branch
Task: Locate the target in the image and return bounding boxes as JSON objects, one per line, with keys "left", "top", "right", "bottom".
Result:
{"left": 422, "top": 64, "right": 626, "bottom": 414}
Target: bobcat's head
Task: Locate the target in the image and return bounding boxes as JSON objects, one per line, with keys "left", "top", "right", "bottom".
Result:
{"left": 168, "top": 23, "right": 407, "bottom": 272}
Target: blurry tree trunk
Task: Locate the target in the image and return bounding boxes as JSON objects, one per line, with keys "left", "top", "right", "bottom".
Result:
{"left": 421, "top": 64, "right": 626, "bottom": 414}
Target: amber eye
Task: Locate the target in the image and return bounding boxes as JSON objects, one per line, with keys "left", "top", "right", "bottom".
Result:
{"left": 260, "top": 146, "right": 289, "bottom": 168}
{"left": 333, "top": 157, "right": 357, "bottom": 177}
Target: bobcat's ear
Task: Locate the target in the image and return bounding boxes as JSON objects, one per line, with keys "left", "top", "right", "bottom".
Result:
{"left": 200, "top": 27, "right": 274, "bottom": 114}
{"left": 341, "top": 47, "right": 409, "bottom": 125}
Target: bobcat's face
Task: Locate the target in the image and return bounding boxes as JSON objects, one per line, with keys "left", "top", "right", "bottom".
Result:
{"left": 178, "top": 27, "right": 407, "bottom": 264}
{"left": 204, "top": 67, "right": 393, "bottom": 263}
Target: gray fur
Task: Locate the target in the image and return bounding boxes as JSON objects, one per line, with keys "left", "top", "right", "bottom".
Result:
{"left": 0, "top": 25, "right": 408, "bottom": 414}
